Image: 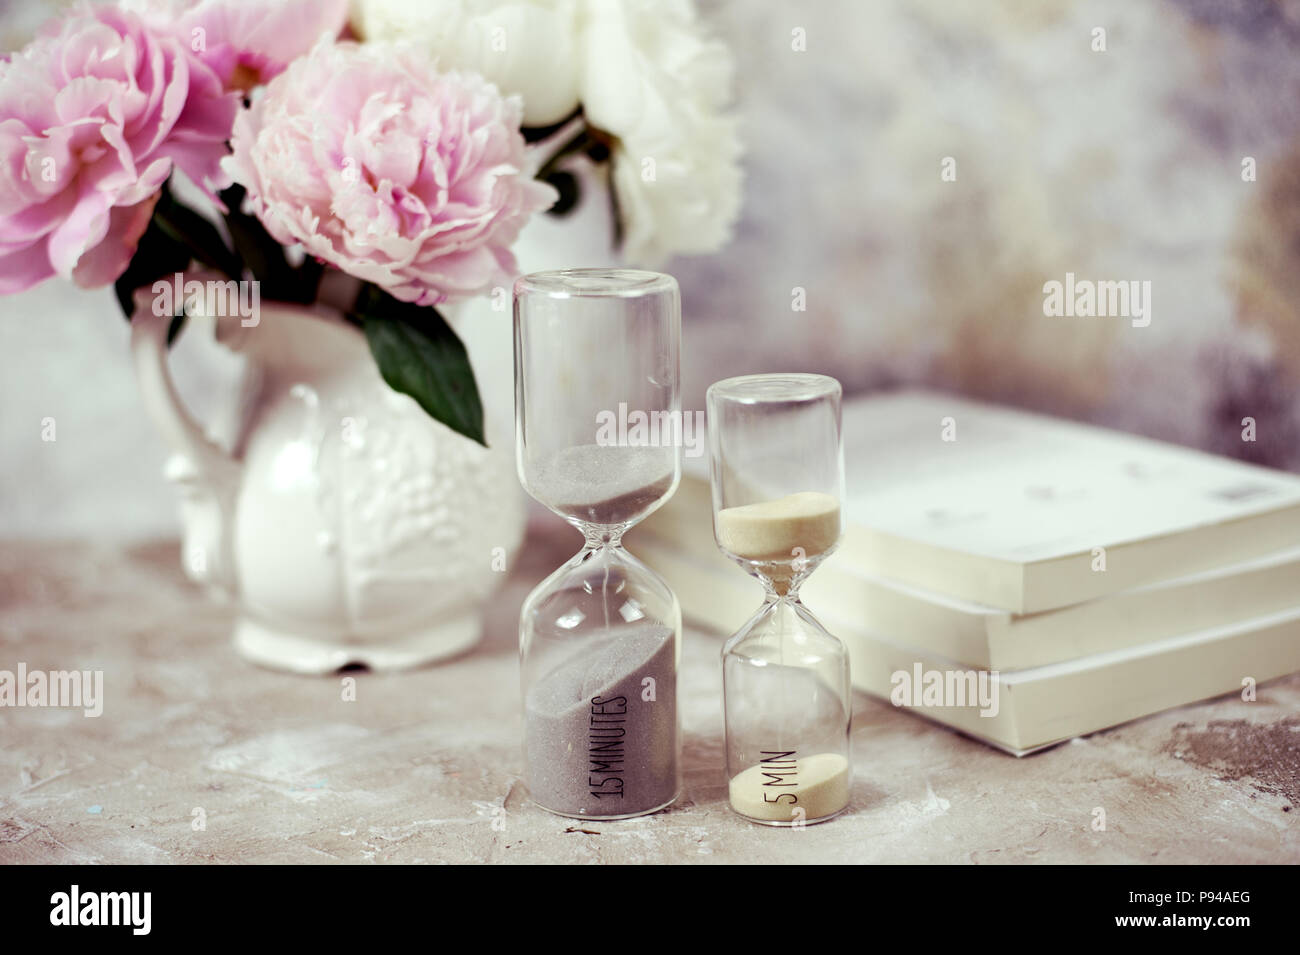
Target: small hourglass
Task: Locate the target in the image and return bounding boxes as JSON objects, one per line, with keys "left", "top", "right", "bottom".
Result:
{"left": 514, "top": 268, "right": 682, "bottom": 819}
{"left": 707, "top": 374, "right": 852, "bottom": 826}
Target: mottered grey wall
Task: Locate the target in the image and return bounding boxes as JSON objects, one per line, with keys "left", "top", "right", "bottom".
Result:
{"left": 4, "top": 0, "right": 1300, "bottom": 538}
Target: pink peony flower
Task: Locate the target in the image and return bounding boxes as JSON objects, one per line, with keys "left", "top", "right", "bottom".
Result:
{"left": 124, "top": 0, "right": 350, "bottom": 92}
{"left": 222, "top": 40, "right": 556, "bottom": 306}
{"left": 0, "top": 6, "right": 238, "bottom": 292}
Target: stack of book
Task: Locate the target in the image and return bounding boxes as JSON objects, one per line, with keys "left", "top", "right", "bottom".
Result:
{"left": 631, "top": 391, "right": 1300, "bottom": 755}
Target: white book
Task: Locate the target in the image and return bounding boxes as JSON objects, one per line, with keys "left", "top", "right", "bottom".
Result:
{"left": 632, "top": 539, "right": 1300, "bottom": 755}
{"left": 632, "top": 525, "right": 1300, "bottom": 670}
{"left": 651, "top": 390, "right": 1300, "bottom": 613}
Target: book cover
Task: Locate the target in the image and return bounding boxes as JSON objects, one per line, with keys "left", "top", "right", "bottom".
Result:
{"left": 653, "top": 390, "right": 1300, "bottom": 613}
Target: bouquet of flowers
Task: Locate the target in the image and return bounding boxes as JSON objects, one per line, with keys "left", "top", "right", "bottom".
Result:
{"left": 0, "top": 0, "right": 741, "bottom": 444}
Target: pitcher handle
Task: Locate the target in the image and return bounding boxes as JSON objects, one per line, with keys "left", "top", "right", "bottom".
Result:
{"left": 130, "top": 302, "right": 242, "bottom": 598}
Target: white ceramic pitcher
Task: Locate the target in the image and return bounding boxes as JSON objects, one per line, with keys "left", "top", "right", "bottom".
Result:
{"left": 130, "top": 297, "right": 523, "bottom": 673}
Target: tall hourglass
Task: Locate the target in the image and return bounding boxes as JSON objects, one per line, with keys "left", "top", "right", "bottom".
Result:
{"left": 707, "top": 374, "right": 852, "bottom": 826}
{"left": 515, "top": 269, "right": 682, "bottom": 819}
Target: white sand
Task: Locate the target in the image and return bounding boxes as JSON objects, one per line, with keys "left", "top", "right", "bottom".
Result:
{"left": 529, "top": 445, "right": 674, "bottom": 526}
{"left": 728, "top": 752, "right": 850, "bottom": 823}
{"left": 716, "top": 491, "right": 841, "bottom": 562}
{"left": 524, "top": 624, "right": 678, "bottom": 817}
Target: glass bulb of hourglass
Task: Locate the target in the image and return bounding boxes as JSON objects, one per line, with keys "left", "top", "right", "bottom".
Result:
{"left": 520, "top": 535, "right": 680, "bottom": 819}
{"left": 722, "top": 594, "right": 852, "bottom": 825}
{"left": 708, "top": 374, "right": 853, "bottom": 827}
{"left": 514, "top": 269, "right": 683, "bottom": 820}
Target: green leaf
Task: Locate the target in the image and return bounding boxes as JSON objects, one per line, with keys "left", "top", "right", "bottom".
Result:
{"left": 521, "top": 106, "right": 583, "bottom": 143}
{"left": 536, "top": 127, "right": 592, "bottom": 182}
{"left": 353, "top": 284, "right": 486, "bottom": 447}
{"left": 219, "top": 185, "right": 287, "bottom": 283}
{"left": 542, "top": 169, "right": 580, "bottom": 217}
{"left": 166, "top": 313, "right": 187, "bottom": 346}
{"left": 219, "top": 184, "right": 321, "bottom": 303}
{"left": 114, "top": 213, "right": 193, "bottom": 319}
{"left": 153, "top": 186, "right": 242, "bottom": 280}
{"left": 292, "top": 255, "right": 326, "bottom": 304}
{"left": 608, "top": 166, "right": 624, "bottom": 251}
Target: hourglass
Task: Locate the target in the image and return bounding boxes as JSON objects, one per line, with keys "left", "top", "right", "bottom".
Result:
{"left": 514, "top": 269, "right": 682, "bottom": 819}
{"left": 707, "top": 374, "right": 852, "bottom": 826}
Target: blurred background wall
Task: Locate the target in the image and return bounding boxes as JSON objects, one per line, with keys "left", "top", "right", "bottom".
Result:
{"left": 4, "top": 0, "right": 1300, "bottom": 538}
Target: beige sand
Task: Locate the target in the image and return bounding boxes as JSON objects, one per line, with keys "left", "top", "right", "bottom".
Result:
{"left": 728, "top": 752, "right": 850, "bottom": 824}
{"left": 716, "top": 492, "right": 841, "bottom": 561}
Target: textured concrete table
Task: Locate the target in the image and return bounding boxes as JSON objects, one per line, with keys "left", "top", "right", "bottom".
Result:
{"left": 1, "top": 531, "right": 1296, "bottom": 864}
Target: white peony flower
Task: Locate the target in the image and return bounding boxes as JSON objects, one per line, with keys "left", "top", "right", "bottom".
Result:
{"left": 581, "top": 0, "right": 742, "bottom": 266}
{"left": 351, "top": 0, "right": 582, "bottom": 126}
{"left": 354, "top": 0, "right": 742, "bottom": 265}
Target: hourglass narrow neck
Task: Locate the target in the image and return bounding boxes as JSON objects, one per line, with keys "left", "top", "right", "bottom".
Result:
{"left": 762, "top": 586, "right": 803, "bottom": 605}
{"left": 751, "top": 559, "right": 816, "bottom": 601}
{"left": 579, "top": 522, "right": 626, "bottom": 551}
{"left": 753, "top": 573, "right": 797, "bottom": 601}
